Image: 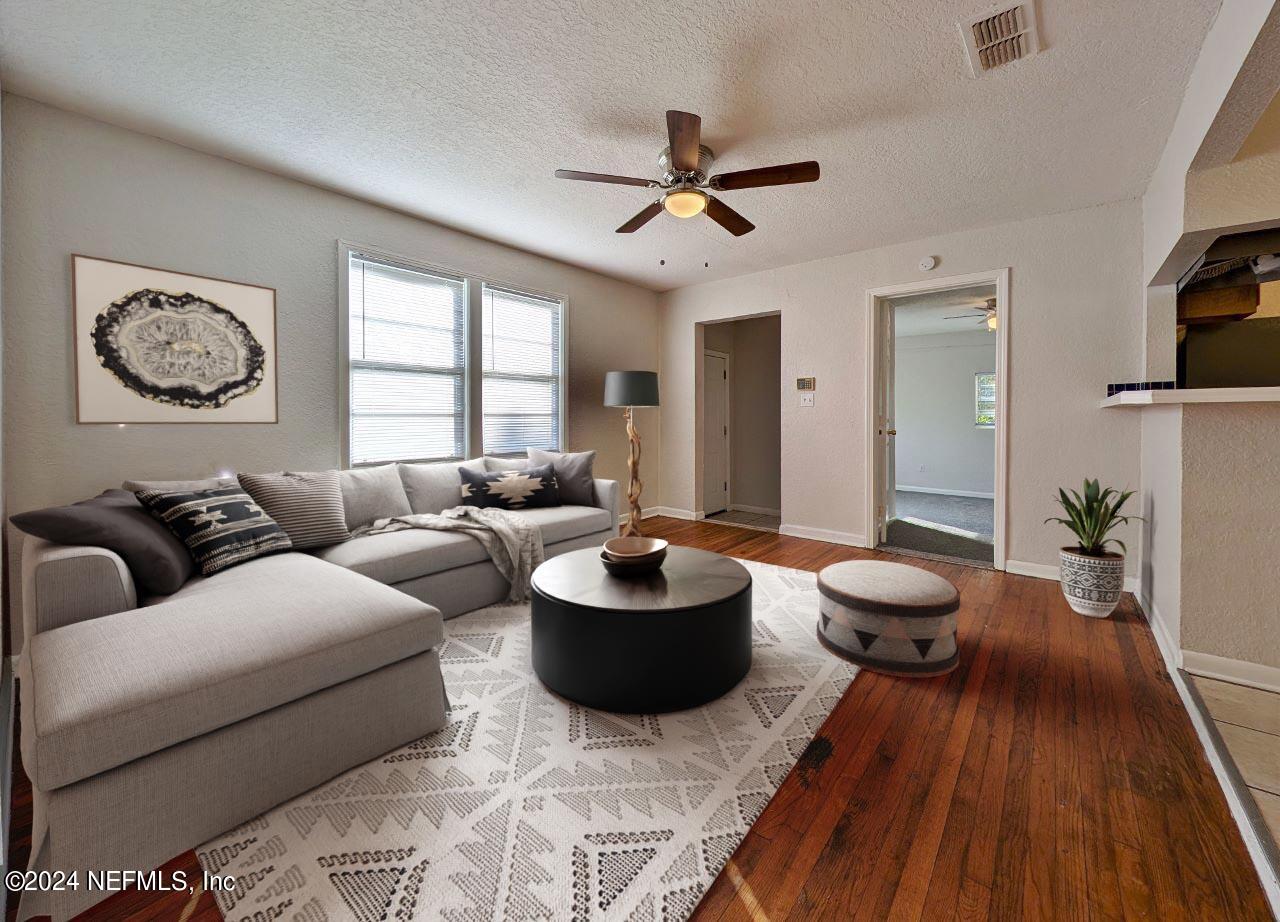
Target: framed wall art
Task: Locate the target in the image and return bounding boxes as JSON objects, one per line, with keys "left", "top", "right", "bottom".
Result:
{"left": 72, "top": 255, "right": 277, "bottom": 423}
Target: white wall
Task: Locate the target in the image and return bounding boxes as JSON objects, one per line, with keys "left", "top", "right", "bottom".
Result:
{"left": 893, "top": 330, "right": 996, "bottom": 497}
{"left": 1139, "top": 405, "right": 1182, "bottom": 657}
{"left": 1, "top": 94, "right": 661, "bottom": 521}
{"left": 659, "top": 199, "right": 1144, "bottom": 572}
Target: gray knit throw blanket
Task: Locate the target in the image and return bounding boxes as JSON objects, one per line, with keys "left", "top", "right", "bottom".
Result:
{"left": 356, "top": 506, "right": 545, "bottom": 601}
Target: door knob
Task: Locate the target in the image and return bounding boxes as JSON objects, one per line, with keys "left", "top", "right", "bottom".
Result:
{"left": 886, "top": 428, "right": 897, "bottom": 436}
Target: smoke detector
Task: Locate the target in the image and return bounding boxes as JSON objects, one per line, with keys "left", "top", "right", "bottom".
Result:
{"left": 961, "top": 3, "right": 1041, "bottom": 76}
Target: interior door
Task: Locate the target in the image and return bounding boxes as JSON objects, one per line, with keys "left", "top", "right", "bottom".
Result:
{"left": 874, "top": 302, "right": 896, "bottom": 544}
{"left": 703, "top": 353, "right": 729, "bottom": 515}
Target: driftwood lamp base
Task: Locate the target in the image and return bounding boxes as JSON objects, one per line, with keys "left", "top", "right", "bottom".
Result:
{"left": 622, "top": 407, "right": 644, "bottom": 537}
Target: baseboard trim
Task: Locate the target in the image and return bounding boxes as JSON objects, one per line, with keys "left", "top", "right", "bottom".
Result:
{"left": 897, "top": 485, "right": 995, "bottom": 500}
{"left": 728, "top": 504, "right": 782, "bottom": 516}
{"left": 1005, "top": 558, "right": 1140, "bottom": 594}
{"left": 778, "top": 524, "right": 868, "bottom": 548}
{"left": 632, "top": 506, "right": 699, "bottom": 522}
{"left": 1181, "top": 650, "right": 1280, "bottom": 694}
{"left": 1137, "top": 594, "right": 1183, "bottom": 672}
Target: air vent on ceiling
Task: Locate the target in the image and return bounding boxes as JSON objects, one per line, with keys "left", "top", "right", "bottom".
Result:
{"left": 961, "top": 3, "right": 1040, "bottom": 76}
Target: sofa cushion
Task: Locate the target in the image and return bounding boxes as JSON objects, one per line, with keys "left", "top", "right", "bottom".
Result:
{"left": 313, "top": 529, "right": 488, "bottom": 584}
{"left": 460, "top": 463, "right": 560, "bottom": 510}
{"left": 484, "top": 456, "right": 528, "bottom": 472}
{"left": 136, "top": 486, "right": 293, "bottom": 576}
{"left": 510, "top": 505, "right": 612, "bottom": 544}
{"left": 528, "top": 448, "right": 597, "bottom": 505}
{"left": 238, "top": 470, "right": 350, "bottom": 549}
{"left": 26, "top": 553, "right": 442, "bottom": 790}
{"left": 123, "top": 476, "right": 238, "bottom": 492}
{"left": 339, "top": 465, "right": 412, "bottom": 531}
{"left": 10, "top": 490, "right": 194, "bottom": 595}
{"left": 398, "top": 458, "right": 486, "bottom": 515}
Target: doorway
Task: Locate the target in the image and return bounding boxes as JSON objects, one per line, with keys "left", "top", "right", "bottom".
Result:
{"left": 865, "top": 270, "right": 1009, "bottom": 568}
{"left": 700, "top": 314, "right": 782, "bottom": 532}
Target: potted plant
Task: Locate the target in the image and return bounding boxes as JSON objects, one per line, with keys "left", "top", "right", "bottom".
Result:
{"left": 1045, "top": 479, "right": 1138, "bottom": 618}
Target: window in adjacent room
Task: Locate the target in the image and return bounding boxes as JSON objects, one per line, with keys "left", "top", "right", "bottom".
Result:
{"left": 975, "top": 372, "right": 996, "bottom": 428}
{"left": 482, "top": 284, "right": 564, "bottom": 455}
{"left": 346, "top": 251, "right": 467, "bottom": 464}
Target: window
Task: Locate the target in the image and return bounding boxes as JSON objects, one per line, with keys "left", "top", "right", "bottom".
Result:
{"left": 975, "top": 372, "right": 996, "bottom": 428}
{"left": 482, "top": 285, "right": 564, "bottom": 455}
{"left": 346, "top": 251, "right": 467, "bottom": 464}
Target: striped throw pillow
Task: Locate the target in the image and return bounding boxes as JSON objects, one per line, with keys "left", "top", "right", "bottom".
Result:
{"left": 136, "top": 487, "right": 292, "bottom": 576}
{"left": 237, "top": 470, "right": 351, "bottom": 550}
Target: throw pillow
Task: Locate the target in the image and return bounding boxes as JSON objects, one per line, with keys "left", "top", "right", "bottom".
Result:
{"left": 527, "top": 448, "right": 597, "bottom": 506}
{"left": 122, "top": 476, "right": 239, "bottom": 492}
{"left": 398, "top": 458, "right": 486, "bottom": 515}
{"left": 484, "top": 456, "right": 529, "bottom": 472}
{"left": 237, "top": 470, "right": 350, "bottom": 549}
{"left": 10, "top": 489, "right": 194, "bottom": 595}
{"left": 338, "top": 465, "right": 412, "bottom": 531}
{"left": 459, "top": 463, "right": 560, "bottom": 510}
{"left": 135, "top": 487, "right": 293, "bottom": 576}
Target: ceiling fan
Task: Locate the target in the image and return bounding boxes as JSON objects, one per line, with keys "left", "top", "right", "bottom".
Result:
{"left": 944, "top": 298, "right": 998, "bottom": 331}
{"left": 555, "top": 110, "right": 820, "bottom": 237}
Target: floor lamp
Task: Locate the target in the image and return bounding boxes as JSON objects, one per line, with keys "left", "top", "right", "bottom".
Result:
{"left": 603, "top": 371, "right": 659, "bottom": 537}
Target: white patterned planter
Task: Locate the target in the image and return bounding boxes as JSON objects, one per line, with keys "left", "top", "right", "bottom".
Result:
{"left": 1058, "top": 547, "right": 1125, "bottom": 618}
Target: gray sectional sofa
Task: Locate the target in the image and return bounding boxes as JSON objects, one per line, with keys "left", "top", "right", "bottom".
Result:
{"left": 14, "top": 458, "right": 618, "bottom": 921}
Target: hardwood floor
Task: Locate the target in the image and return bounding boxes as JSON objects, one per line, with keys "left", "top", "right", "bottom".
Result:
{"left": 6, "top": 517, "right": 1272, "bottom": 920}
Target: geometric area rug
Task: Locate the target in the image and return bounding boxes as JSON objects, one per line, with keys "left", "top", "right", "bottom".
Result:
{"left": 197, "top": 559, "right": 857, "bottom": 921}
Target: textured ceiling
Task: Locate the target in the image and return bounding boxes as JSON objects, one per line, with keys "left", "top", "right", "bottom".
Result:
{"left": 893, "top": 284, "right": 995, "bottom": 337}
{"left": 1, "top": 0, "right": 1220, "bottom": 291}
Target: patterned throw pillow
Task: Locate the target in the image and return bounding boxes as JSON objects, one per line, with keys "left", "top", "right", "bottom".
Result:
{"left": 135, "top": 487, "right": 293, "bottom": 576}
{"left": 237, "top": 470, "right": 350, "bottom": 549}
{"left": 459, "top": 463, "right": 560, "bottom": 510}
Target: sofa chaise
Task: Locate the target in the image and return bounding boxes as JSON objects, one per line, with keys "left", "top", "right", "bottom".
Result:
{"left": 14, "top": 458, "right": 618, "bottom": 920}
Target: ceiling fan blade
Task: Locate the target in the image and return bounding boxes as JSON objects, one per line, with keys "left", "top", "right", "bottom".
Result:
{"left": 616, "top": 201, "right": 664, "bottom": 234}
{"left": 709, "top": 160, "right": 820, "bottom": 191}
{"left": 942, "top": 313, "right": 982, "bottom": 319}
{"left": 705, "top": 195, "right": 755, "bottom": 236}
{"left": 666, "top": 110, "right": 702, "bottom": 173}
{"left": 555, "top": 169, "right": 654, "bottom": 187}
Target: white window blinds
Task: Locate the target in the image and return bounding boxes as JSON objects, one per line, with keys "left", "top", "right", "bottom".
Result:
{"left": 482, "top": 285, "right": 563, "bottom": 455}
{"left": 975, "top": 372, "right": 996, "bottom": 428}
{"left": 347, "top": 252, "right": 467, "bottom": 464}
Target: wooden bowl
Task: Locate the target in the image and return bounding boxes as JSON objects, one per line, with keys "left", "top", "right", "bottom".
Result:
{"left": 603, "top": 537, "right": 669, "bottom": 559}
{"left": 599, "top": 550, "right": 664, "bottom": 578}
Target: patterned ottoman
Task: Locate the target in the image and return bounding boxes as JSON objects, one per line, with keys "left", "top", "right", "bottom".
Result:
{"left": 816, "top": 560, "right": 960, "bottom": 676}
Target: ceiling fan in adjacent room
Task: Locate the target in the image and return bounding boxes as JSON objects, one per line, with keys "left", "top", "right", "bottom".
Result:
{"left": 554, "top": 110, "right": 820, "bottom": 237}
{"left": 945, "top": 298, "right": 998, "bottom": 331}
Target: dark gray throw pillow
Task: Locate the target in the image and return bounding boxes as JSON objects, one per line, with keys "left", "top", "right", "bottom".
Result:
{"left": 136, "top": 487, "right": 293, "bottom": 576}
{"left": 527, "top": 448, "right": 596, "bottom": 506}
{"left": 10, "top": 489, "right": 194, "bottom": 595}
{"left": 459, "top": 463, "right": 560, "bottom": 510}
{"left": 238, "top": 470, "right": 350, "bottom": 549}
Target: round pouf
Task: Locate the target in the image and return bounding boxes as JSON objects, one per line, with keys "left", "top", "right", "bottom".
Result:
{"left": 816, "top": 560, "right": 960, "bottom": 677}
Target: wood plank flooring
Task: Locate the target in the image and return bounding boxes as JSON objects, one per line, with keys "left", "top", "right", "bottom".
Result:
{"left": 5, "top": 517, "right": 1272, "bottom": 920}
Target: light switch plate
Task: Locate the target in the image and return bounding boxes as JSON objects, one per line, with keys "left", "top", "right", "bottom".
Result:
{"left": 800, "top": 392, "right": 815, "bottom": 407}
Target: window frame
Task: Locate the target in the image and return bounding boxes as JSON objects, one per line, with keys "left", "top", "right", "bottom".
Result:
{"left": 338, "top": 240, "right": 568, "bottom": 467}
{"left": 974, "top": 371, "right": 997, "bottom": 429}
{"left": 480, "top": 282, "right": 566, "bottom": 459}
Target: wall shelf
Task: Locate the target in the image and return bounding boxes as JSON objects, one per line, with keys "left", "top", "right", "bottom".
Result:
{"left": 1100, "top": 386, "right": 1280, "bottom": 408}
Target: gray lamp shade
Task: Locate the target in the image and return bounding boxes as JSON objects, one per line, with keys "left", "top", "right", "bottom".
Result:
{"left": 603, "top": 370, "right": 660, "bottom": 407}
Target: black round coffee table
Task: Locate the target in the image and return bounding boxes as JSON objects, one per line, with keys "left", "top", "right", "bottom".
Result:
{"left": 530, "top": 546, "right": 752, "bottom": 713}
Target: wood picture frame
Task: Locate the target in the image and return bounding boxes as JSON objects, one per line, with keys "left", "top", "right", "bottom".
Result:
{"left": 72, "top": 254, "right": 278, "bottom": 424}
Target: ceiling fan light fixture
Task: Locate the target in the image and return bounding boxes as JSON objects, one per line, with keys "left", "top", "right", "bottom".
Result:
{"left": 986, "top": 313, "right": 998, "bottom": 331}
{"left": 663, "top": 188, "right": 707, "bottom": 218}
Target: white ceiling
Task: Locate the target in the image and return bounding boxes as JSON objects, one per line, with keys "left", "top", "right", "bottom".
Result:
{"left": 892, "top": 283, "right": 995, "bottom": 336}
{"left": 0, "top": 0, "right": 1220, "bottom": 291}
